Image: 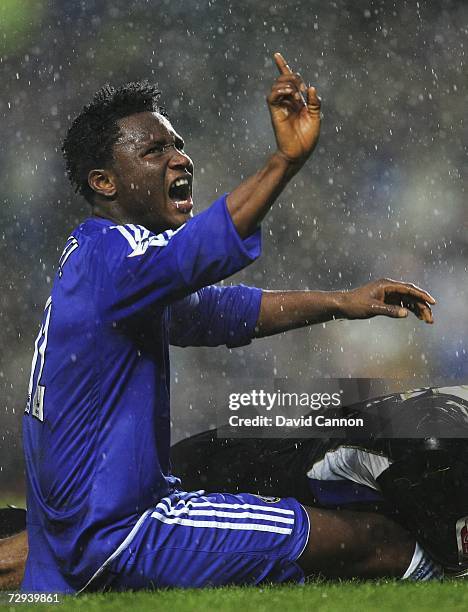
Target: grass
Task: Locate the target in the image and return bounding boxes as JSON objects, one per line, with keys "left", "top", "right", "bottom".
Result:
{"left": 0, "top": 495, "right": 25, "bottom": 510}
{"left": 2, "top": 581, "right": 467, "bottom": 612}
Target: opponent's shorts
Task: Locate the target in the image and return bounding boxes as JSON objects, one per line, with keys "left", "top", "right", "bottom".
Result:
{"left": 95, "top": 490, "right": 309, "bottom": 590}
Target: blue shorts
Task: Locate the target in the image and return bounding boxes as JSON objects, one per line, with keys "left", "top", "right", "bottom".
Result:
{"left": 90, "top": 490, "right": 309, "bottom": 590}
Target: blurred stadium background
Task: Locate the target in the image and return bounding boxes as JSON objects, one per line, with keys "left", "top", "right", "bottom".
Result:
{"left": 0, "top": 0, "right": 467, "bottom": 494}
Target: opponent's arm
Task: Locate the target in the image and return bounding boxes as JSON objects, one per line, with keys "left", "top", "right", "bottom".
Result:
{"left": 226, "top": 53, "right": 321, "bottom": 238}
{"left": 255, "top": 279, "right": 436, "bottom": 337}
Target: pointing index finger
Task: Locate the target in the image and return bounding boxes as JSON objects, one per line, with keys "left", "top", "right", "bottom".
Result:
{"left": 274, "top": 52, "right": 293, "bottom": 75}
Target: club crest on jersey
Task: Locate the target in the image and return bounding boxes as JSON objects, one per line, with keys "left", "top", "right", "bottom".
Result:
{"left": 456, "top": 517, "right": 468, "bottom": 563}
{"left": 254, "top": 495, "right": 281, "bottom": 504}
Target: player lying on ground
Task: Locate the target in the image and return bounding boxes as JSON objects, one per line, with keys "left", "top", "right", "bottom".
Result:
{"left": 21, "top": 53, "right": 436, "bottom": 593}
{"left": 3, "top": 386, "right": 466, "bottom": 589}
{"left": 4, "top": 386, "right": 467, "bottom": 589}
{"left": 171, "top": 385, "right": 468, "bottom": 576}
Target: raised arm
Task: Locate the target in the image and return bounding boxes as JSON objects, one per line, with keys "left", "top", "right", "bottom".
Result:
{"left": 227, "top": 53, "right": 321, "bottom": 238}
{"left": 255, "top": 279, "right": 436, "bottom": 337}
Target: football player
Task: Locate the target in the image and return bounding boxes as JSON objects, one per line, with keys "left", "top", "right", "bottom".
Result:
{"left": 20, "top": 53, "right": 435, "bottom": 593}
{"left": 171, "top": 386, "right": 468, "bottom": 575}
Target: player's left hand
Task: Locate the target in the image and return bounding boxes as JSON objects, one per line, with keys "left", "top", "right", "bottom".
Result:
{"left": 267, "top": 52, "right": 321, "bottom": 164}
{"left": 339, "top": 278, "right": 436, "bottom": 323}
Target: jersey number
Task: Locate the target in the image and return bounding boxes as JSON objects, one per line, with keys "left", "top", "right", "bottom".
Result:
{"left": 25, "top": 297, "right": 52, "bottom": 422}
{"left": 25, "top": 236, "right": 79, "bottom": 422}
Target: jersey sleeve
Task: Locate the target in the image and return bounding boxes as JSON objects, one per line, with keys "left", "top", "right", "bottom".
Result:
{"left": 100, "top": 194, "right": 261, "bottom": 321}
{"left": 169, "top": 284, "right": 262, "bottom": 348}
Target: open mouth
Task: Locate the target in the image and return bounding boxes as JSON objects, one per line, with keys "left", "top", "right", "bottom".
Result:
{"left": 168, "top": 176, "right": 193, "bottom": 214}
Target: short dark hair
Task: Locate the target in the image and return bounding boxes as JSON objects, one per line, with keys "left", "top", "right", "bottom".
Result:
{"left": 62, "top": 81, "right": 167, "bottom": 203}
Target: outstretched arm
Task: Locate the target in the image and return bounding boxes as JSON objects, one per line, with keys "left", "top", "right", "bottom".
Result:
{"left": 227, "top": 53, "right": 321, "bottom": 238}
{"left": 255, "top": 279, "right": 436, "bottom": 337}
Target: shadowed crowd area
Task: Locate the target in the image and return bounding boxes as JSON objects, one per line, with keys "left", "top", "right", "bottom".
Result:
{"left": 0, "top": 0, "right": 467, "bottom": 492}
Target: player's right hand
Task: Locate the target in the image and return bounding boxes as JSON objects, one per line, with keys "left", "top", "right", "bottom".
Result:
{"left": 267, "top": 52, "right": 321, "bottom": 165}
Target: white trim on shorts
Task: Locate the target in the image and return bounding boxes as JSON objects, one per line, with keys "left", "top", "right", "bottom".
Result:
{"left": 76, "top": 509, "right": 151, "bottom": 595}
{"left": 149, "top": 495, "right": 295, "bottom": 535}
{"left": 187, "top": 501, "right": 295, "bottom": 515}
{"left": 77, "top": 493, "right": 303, "bottom": 592}
{"left": 150, "top": 512, "right": 293, "bottom": 534}
{"left": 295, "top": 503, "right": 310, "bottom": 561}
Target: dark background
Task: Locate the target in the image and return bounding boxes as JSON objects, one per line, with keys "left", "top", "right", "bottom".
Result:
{"left": 1, "top": 0, "right": 467, "bottom": 493}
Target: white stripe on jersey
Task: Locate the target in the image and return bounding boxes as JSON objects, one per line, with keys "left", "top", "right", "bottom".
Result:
{"left": 150, "top": 512, "right": 293, "bottom": 535}
{"left": 58, "top": 237, "right": 79, "bottom": 277}
{"left": 112, "top": 225, "right": 138, "bottom": 251}
{"left": 110, "top": 223, "right": 186, "bottom": 257}
{"left": 126, "top": 224, "right": 151, "bottom": 244}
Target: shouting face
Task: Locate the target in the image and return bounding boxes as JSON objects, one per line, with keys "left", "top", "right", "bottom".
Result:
{"left": 95, "top": 111, "right": 194, "bottom": 234}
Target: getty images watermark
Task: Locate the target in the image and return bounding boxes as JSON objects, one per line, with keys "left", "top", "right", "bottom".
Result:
{"left": 215, "top": 379, "right": 468, "bottom": 438}
{"left": 216, "top": 379, "right": 374, "bottom": 438}
{"left": 227, "top": 388, "right": 362, "bottom": 428}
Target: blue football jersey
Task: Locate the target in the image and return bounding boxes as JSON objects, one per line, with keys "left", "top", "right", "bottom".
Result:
{"left": 22, "top": 194, "right": 262, "bottom": 592}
